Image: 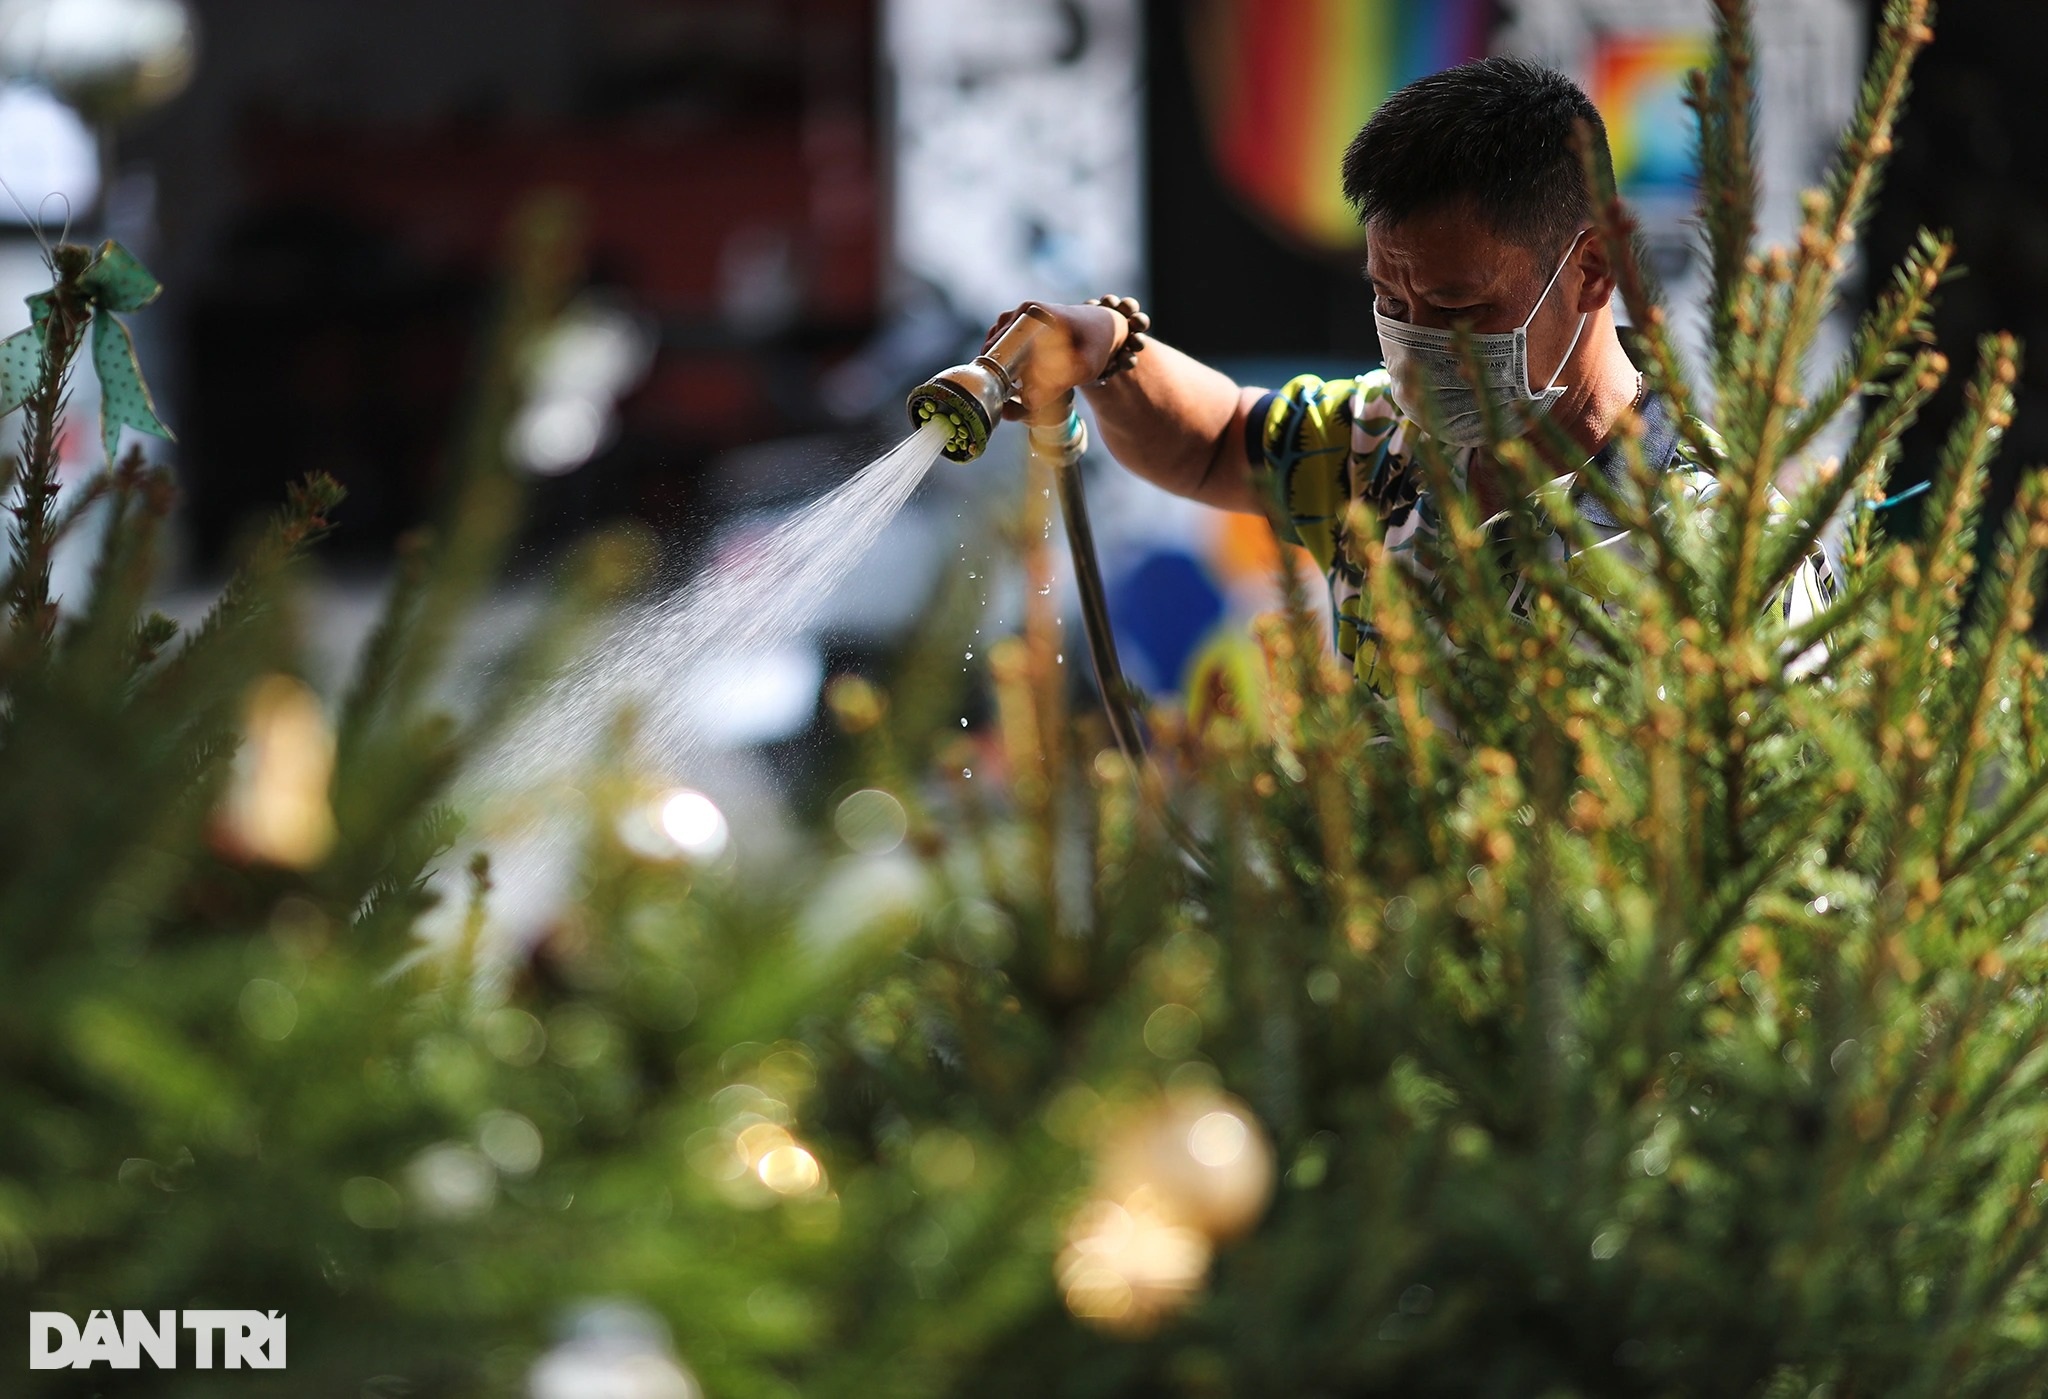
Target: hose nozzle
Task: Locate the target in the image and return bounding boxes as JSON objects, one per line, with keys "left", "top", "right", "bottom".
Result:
{"left": 907, "top": 304, "right": 1058, "bottom": 463}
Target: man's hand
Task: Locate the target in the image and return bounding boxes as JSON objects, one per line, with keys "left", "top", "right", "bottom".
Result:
{"left": 975, "top": 298, "right": 1266, "bottom": 517}
{"left": 980, "top": 302, "right": 1128, "bottom": 420}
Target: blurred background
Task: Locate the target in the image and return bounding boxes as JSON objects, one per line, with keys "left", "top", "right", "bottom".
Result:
{"left": 3, "top": 0, "right": 2045, "bottom": 829}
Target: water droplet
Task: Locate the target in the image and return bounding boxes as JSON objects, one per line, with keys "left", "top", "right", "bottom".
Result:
{"left": 963, "top": 768, "right": 973, "bottom": 778}
{"left": 960, "top": 718, "right": 968, "bottom": 727}
{"left": 965, "top": 651, "right": 974, "bottom": 660}
{"left": 1056, "top": 653, "right": 1064, "bottom": 663}
{"left": 1036, "top": 584, "right": 1051, "bottom": 595}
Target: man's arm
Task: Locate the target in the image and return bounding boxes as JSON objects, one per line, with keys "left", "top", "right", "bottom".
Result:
{"left": 981, "top": 302, "right": 1269, "bottom": 517}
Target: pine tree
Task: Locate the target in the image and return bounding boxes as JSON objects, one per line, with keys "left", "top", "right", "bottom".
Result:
{"left": 10, "top": 1, "right": 2048, "bottom": 1396}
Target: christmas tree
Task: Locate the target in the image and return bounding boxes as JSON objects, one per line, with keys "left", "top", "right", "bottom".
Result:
{"left": 11, "top": 0, "right": 2048, "bottom": 1395}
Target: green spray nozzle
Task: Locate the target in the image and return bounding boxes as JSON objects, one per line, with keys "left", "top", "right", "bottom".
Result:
{"left": 906, "top": 304, "right": 1059, "bottom": 463}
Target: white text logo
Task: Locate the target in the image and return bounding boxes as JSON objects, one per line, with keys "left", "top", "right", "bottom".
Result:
{"left": 29, "top": 1310, "right": 286, "bottom": 1370}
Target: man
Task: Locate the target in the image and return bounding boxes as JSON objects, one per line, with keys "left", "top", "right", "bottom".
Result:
{"left": 984, "top": 57, "right": 1837, "bottom": 694}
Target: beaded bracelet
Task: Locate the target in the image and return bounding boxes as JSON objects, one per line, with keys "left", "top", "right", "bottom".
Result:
{"left": 1084, "top": 295, "right": 1149, "bottom": 384}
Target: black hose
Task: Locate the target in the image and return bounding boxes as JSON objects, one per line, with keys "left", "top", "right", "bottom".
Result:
{"left": 1051, "top": 442, "right": 1215, "bottom": 881}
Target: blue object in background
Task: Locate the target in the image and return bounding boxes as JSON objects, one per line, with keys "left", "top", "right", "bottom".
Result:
{"left": 1109, "top": 547, "right": 1226, "bottom": 696}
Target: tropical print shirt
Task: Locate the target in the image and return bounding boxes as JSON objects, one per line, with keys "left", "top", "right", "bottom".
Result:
{"left": 1246, "top": 369, "right": 1840, "bottom": 696}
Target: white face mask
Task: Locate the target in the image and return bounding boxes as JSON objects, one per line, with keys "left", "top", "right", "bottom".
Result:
{"left": 1371, "top": 232, "right": 1590, "bottom": 448}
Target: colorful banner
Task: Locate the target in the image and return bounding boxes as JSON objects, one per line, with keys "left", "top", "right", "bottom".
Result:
{"left": 1193, "top": 0, "right": 1492, "bottom": 252}
{"left": 1586, "top": 32, "right": 1711, "bottom": 206}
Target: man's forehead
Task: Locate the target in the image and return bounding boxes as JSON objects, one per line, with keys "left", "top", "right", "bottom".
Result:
{"left": 1365, "top": 207, "right": 1539, "bottom": 289}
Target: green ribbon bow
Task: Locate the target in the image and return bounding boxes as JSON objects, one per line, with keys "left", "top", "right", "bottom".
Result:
{"left": 0, "top": 240, "right": 174, "bottom": 465}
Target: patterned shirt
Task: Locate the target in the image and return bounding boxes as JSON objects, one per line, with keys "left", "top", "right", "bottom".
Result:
{"left": 1246, "top": 369, "right": 1840, "bottom": 695}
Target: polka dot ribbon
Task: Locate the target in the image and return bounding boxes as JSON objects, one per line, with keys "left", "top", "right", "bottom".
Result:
{"left": 0, "top": 240, "right": 173, "bottom": 465}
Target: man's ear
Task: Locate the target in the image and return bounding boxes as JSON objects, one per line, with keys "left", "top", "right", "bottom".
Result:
{"left": 1573, "top": 230, "right": 1617, "bottom": 312}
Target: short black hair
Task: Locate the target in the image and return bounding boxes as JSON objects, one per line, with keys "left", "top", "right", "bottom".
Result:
{"left": 1341, "top": 56, "right": 1613, "bottom": 258}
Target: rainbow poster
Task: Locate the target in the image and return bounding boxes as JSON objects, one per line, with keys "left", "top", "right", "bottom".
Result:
{"left": 1587, "top": 32, "right": 1711, "bottom": 206}
{"left": 1193, "top": 0, "right": 1493, "bottom": 252}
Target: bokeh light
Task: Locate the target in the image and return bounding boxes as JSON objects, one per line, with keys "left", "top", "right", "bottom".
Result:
{"left": 0, "top": 0, "right": 197, "bottom": 116}
{"left": 509, "top": 295, "right": 657, "bottom": 476}
{"left": 691, "top": 1095, "right": 831, "bottom": 1205}
{"left": 237, "top": 977, "right": 298, "bottom": 1041}
{"left": 659, "top": 790, "right": 729, "bottom": 859}
{"left": 755, "top": 1143, "right": 823, "bottom": 1196}
{"left": 619, "top": 788, "right": 733, "bottom": 864}
{"left": 1142, "top": 1002, "right": 1202, "bottom": 1059}
{"left": 218, "top": 674, "right": 336, "bottom": 870}
{"left": 1057, "top": 1089, "right": 1275, "bottom": 1333}
{"left": 405, "top": 1142, "right": 497, "bottom": 1221}
{"left": 478, "top": 1110, "right": 544, "bottom": 1177}
{"left": 1097, "top": 1091, "right": 1272, "bottom": 1242}
{"left": 833, "top": 787, "right": 908, "bottom": 854}
{"left": 1057, "top": 1190, "right": 1212, "bottom": 1333}
{"left": 528, "top": 1301, "right": 699, "bottom": 1399}
{"left": 1187, "top": 1110, "right": 1249, "bottom": 1169}
{"left": 340, "top": 1176, "right": 402, "bottom": 1231}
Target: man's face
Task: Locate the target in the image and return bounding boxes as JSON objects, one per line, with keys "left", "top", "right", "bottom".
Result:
{"left": 1365, "top": 201, "right": 1595, "bottom": 384}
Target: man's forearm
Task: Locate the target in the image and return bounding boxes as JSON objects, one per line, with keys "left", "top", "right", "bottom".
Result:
{"left": 1081, "top": 338, "right": 1268, "bottom": 516}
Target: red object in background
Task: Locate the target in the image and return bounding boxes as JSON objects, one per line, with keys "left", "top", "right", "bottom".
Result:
{"left": 641, "top": 356, "right": 764, "bottom": 441}
{"left": 237, "top": 115, "right": 879, "bottom": 440}
{"left": 176, "top": 0, "right": 885, "bottom": 565}
{"left": 240, "top": 118, "right": 877, "bottom": 319}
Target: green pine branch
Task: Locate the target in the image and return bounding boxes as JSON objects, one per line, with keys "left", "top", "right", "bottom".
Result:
{"left": 1690, "top": 0, "right": 1761, "bottom": 387}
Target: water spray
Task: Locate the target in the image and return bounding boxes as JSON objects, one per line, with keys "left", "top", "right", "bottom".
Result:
{"left": 908, "top": 309, "right": 1212, "bottom": 876}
